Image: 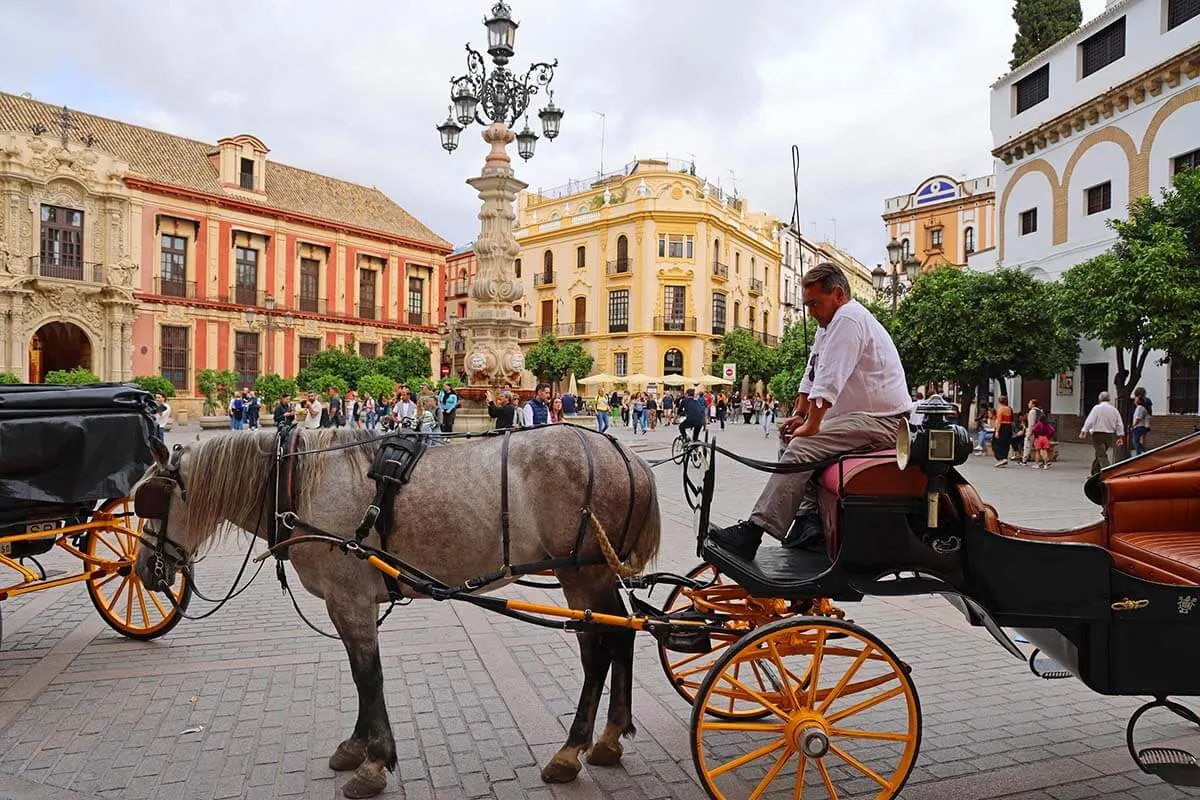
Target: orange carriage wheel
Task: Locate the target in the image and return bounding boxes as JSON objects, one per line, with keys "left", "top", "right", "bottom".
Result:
{"left": 659, "top": 563, "right": 798, "bottom": 721}
{"left": 84, "top": 498, "right": 190, "bottom": 640}
{"left": 690, "top": 616, "right": 921, "bottom": 800}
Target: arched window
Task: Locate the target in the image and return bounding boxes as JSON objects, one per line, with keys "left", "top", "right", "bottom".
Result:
{"left": 576, "top": 245, "right": 586, "bottom": 269}
{"left": 750, "top": 256, "right": 756, "bottom": 277}
{"left": 735, "top": 252, "right": 740, "bottom": 273}
{"left": 543, "top": 250, "right": 553, "bottom": 275}
{"left": 762, "top": 311, "right": 769, "bottom": 337}
{"left": 964, "top": 227, "right": 975, "bottom": 255}
{"left": 514, "top": 257, "right": 521, "bottom": 278}
{"left": 713, "top": 238, "right": 720, "bottom": 263}
{"left": 663, "top": 348, "right": 684, "bottom": 376}
{"left": 784, "top": 241, "right": 791, "bottom": 265}
{"left": 616, "top": 235, "right": 629, "bottom": 272}
{"left": 733, "top": 301, "right": 741, "bottom": 328}
{"left": 573, "top": 296, "right": 587, "bottom": 335}
{"left": 901, "top": 239, "right": 911, "bottom": 259}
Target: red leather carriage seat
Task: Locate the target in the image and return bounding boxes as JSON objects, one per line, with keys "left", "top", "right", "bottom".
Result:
{"left": 1105, "top": 472, "right": 1200, "bottom": 585}
{"left": 817, "top": 451, "right": 927, "bottom": 497}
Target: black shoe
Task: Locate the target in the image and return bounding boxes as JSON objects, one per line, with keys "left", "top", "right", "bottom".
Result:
{"left": 782, "top": 514, "right": 824, "bottom": 552}
{"left": 708, "top": 521, "right": 764, "bottom": 560}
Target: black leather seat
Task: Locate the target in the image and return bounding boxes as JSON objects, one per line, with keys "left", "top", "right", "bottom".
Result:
{"left": 702, "top": 539, "right": 843, "bottom": 600}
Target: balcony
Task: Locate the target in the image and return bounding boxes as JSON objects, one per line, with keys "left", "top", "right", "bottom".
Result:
{"left": 297, "top": 295, "right": 327, "bottom": 314}
{"left": 235, "top": 285, "right": 264, "bottom": 307}
{"left": 153, "top": 277, "right": 197, "bottom": 298}
{"left": 357, "top": 303, "right": 382, "bottom": 321}
{"left": 32, "top": 255, "right": 103, "bottom": 283}
{"left": 445, "top": 279, "right": 470, "bottom": 298}
{"left": 533, "top": 272, "right": 556, "bottom": 287}
{"left": 735, "top": 325, "right": 777, "bottom": 346}
{"left": 749, "top": 278, "right": 763, "bottom": 295}
{"left": 713, "top": 262, "right": 729, "bottom": 280}
{"left": 556, "top": 322, "right": 593, "bottom": 337}
{"left": 712, "top": 322, "right": 726, "bottom": 336}
{"left": 606, "top": 259, "right": 632, "bottom": 276}
{"left": 608, "top": 322, "right": 629, "bottom": 334}
{"left": 404, "top": 311, "right": 432, "bottom": 327}
{"left": 654, "top": 316, "right": 697, "bottom": 333}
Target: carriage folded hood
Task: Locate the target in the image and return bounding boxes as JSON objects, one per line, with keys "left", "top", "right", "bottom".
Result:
{"left": 0, "top": 384, "right": 158, "bottom": 507}
{"left": 1083, "top": 430, "right": 1200, "bottom": 507}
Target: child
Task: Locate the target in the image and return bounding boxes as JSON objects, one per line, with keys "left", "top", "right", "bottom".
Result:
{"left": 418, "top": 395, "right": 440, "bottom": 445}
{"left": 1031, "top": 417, "right": 1056, "bottom": 469}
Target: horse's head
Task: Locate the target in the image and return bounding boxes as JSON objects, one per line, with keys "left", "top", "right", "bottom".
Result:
{"left": 132, "top": 436, "right": 195, "bottom": 591}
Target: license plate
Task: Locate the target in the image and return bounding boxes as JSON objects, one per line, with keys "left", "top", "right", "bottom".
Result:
{"left": 25, "top": 521, "right": 58, "bottom": 534}
{"left": 0, "top": 541, "right": 9, "bottom": 555}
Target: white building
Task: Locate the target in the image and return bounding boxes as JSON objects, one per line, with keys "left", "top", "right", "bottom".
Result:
{"left": 776, "top": 224, "right": 801, "bottom": 337}
{"left": 989, "top": 0, "right": 1200, "bottom": 435}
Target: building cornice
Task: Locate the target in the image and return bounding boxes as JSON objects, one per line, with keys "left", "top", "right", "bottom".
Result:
{"left": 993, "top": 44, "right": 1200, "bottom": 165}
{"left": 516, "top": 208, "right": 781, "bottom": 256}
{"left": 123, "top": 176, "right": 453, "bottom": 257}
{"left": 881, "top": 191, "right": 995, "bottom": 222}
{"left": 990, "top": 0, "right": 1137, "bottom": 88}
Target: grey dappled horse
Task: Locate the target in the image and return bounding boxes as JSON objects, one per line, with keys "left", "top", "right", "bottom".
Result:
{"left": 133, "top": 427, "right": 661, "bottom": 798}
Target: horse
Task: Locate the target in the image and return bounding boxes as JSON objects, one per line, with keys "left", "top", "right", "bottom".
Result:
{"left": 131, "top": 425, "right": 661, "bottom": 799}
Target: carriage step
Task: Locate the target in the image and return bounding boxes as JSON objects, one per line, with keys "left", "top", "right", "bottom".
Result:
{"left": 1136, "top": 748, "right": 1200, "bottom": 787}
{"left": 1028, "top": 649, "right": 1072, "bottom": 680}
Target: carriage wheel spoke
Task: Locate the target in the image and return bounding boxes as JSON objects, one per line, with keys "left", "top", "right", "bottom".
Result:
{"left": 699, "top": 721, "right": 786, "bottom": 733}
{"left": 133, "top": 581, "right": 150, "bottom": 627}
{"left": 826, "top": 685, "right": 905, "bottom": 724}
{"left": 767, "top": 639, "right": 804, "bottom": 707}
{"left": 829, "top": 743, "right": 891, "bottom": 788}
{"left": 109, "top": 574, "right": 130, "bottom": 609}
{"left": 92, "top": 572, "right": 119, "bottom": 591}
{"left": 815, "top": 759, "right": 840, "bottom": 800}
{"left": 805, "top": 626, "right": 826, "bottom": 707}
{"left": 148, "top": 587, "right": 169, "bottom": 619}
{"left": 720, "top": 672, "right": 790, "bottom": 720}
{"left": 704, "top": 683, "right": 779, "bottom": 706}
{"left": 709, "top": 737, "right": 787, "bottom": 778}
{"left": 793, "top": 753, "right": 808, "bottom": 800}
{"left": 728, "top": 661, "right": 744, "bottom": 714}
{"left": 829, "top": 726, "right": 910, "bottom": 742}
{"left": 817, "top": 642, "right": 874, "bottom": 713}
{"left": 749, "top": 744, "right": 795, "bottom": 800}
{"left": 670, "top": 641, "right": 730, "bottom": 673}
{"left": 93, "top": 533, "right": 125, "bottom": 561}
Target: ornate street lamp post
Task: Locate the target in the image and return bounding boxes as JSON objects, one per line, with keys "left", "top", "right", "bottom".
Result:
{"left": 873, "top": 238, "right": 922, "bottom": 313}
{"left": 436, "top": 1, "right": 563, "bottom": 389}
{"left": 244, "top": 295, "right": 294, "bottom": 375}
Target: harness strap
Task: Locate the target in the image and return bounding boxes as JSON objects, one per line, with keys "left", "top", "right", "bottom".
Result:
{"left": 566, "top": 426, "right": 597, "bottom": 565}
{"left": 500, "top": 429, "right": 512, "bottom": 569}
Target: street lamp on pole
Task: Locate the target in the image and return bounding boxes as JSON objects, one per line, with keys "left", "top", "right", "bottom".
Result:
{"left": 873, "top": 239, "right": 922, "bottom": 313}
{"left": 243, "top": 295, "right": 294, "bottom": 375}
{"left": 435, "top": 1, "right": 563, "bottom": 389}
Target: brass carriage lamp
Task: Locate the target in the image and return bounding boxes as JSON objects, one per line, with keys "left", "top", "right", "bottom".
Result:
{"left": 896, "top": 396, "right": 971, "bottom": 529}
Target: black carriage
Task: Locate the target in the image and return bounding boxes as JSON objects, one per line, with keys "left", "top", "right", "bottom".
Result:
{"left": 0, "top": 383, "right": 190, "bottom": 640}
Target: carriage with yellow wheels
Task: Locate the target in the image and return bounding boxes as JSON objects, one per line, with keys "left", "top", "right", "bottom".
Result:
{"left": 0, "top": 384, "right": 189, "bottom": 642}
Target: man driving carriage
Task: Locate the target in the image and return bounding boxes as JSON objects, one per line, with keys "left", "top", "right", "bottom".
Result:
{"left": 710, "top": 262, "right": 913, "bottom": 559}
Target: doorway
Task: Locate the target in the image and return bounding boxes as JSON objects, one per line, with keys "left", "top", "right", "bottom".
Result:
{"left": 29, "top": 322, "right": 92, "bottom": 383}
{"left": 573, "top": 296, "right": 587, "bottom": 336}
{"left": 663, "top": 348, "right": 684, "bottom": 376}
{"left": 1022, "top": 378, "right": 1052, "bottom": 418}
{"left": 1081, "top": 363, "right": 1109, "bottom": 416}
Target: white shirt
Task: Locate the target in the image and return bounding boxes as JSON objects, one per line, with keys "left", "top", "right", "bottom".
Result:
{"left": 304, "top": 398, "right": 323, "bottom": 429}
{"left": 1082, "top": 401, "right": 1124, "bottom": 436}
{"left": 154, "top": 401, "right": 172, "bottom": 428}
{"left": 798, "top": 300, "right": 911, "bottom": 420}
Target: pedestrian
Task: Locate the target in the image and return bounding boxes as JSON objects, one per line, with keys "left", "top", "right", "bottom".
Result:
{"left": 992, "top": 395, "right": 1014, "bottom": 467}
{"left": 662, "top": 391, "right": 674, "bottom": 425}
{"left": 230, "top": 391, "right": 245, "bottom": 431}
{"left": 417, "top": 395, "right": 440, "bottom": 445}
{"left": 1130, "top": 394, "right": 1151, "bottom": 455}
{"left": 1020, "top": 399, "right": 1042, "bottom": 464}
{"left": 762, "top": 392, "right": 776, "bottom": 437}
{"left": 631, "top": 392, "right": 646, "bottom": 435}
{"left": 1079, "top": 391, "right": 1124, "bottom": 473}
{"left": 364, "top": 395, "right": 377, "bottom": 430}
{"left": 245, "top": 390, "right": 260, "bottom": 429}
{"left": 486, "top": 389, "right": 517, "bottom": 430}
{"left": 975, "top": 408, "right": 995, "bottom": 454}
{"left": 438, "top": 382, "right": 459, "bottom": 433}
{"left": 646, "top": 394, "right": 658, "bottom": 431}
{"left": 303, "top": 391, "right": 323, "bottom": 429}
{"left": 394, "top": 388, "right": 417, "bottom": 429}
{"left": 741, "top": 395, "right": 753, "bottom": 425}
{"left": 550, "top": 396, "right": 564, "bottom": 424}
{"left": 594, "top": 392, "right": 611, "bottom": 433}
{"left": 561, "top": 391, "right": 577, "bottom": 416}
{"left": 678, "top": 388, "right": 706, "bottom": 442}
{"left": 715, "top": 393, "right": 727, "bottom": 430}
{"left": 522, "top": 382, "right": 552, "bottom": 427}
{"left": 153, "top": 392, "right": 171, "bottom": 441}
{"left": 1032, "top": 416, "right": 1056, "bottom": 470}
{"left": 274, "top": 393, "right": 295, "bottom": 428}
{"left": 326, "top": 386, "right": 344, "bottom": 428}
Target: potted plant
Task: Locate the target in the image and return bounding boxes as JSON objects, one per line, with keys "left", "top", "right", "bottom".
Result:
{"left": 196, "top": 369, "right": 238, "bottom": 429}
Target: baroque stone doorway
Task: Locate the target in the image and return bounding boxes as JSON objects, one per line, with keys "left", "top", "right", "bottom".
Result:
{"left": 28, "top": 321, "right": 92, "bottom": 383}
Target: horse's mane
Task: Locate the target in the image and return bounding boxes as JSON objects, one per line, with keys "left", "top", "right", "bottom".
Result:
{"left": 182, "top": 428, "right": 382, "bottom": 554}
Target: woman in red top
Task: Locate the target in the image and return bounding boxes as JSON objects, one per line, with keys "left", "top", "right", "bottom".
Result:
{"left": 993, "top": 395, "right": 1015, "bottom": 467}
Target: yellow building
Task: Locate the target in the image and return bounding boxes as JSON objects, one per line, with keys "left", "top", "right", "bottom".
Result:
{"left": 882, "top": 174, "right": 996, "bottom": 269}
{"left": 512, "top": 158, "right": 780, "bottom": 381}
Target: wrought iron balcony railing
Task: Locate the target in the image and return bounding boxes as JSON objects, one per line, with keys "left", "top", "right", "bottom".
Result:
{"left": 749, "top": 278, "right": 764, "bottom": 295}
{"left": 154, "top": 277, "right": 197, "bottom": 298}
{"left": 357, "top": 303, "right": 382, "bottom": 321}
{"left": 534, "top": 272, "right": 556, "bottom": 286}
{"left": 713, "top": 262, "right": 729, "bottom": 279}
{"left": 32, "top": 255, "right": 103, "bottom": 283}
{"left": 711, "top": 322, "right": 726, "bottom": 336}
{"left": 404, "top": 311, "right": 432, "bottom": 327}
{"left": 608, "top": 321, "right": 629, "bottom": 334}
{"left": 297, "top": 295, "right": 327, "bottom": 314}
{"left": 606, "top": 259, "right": 632, "bottom": 275}
{"left": 654, "top": 316, "right": 697, "bottom": 332}
{"left": 445, "top": 279, "right": 470, "bottom": 298}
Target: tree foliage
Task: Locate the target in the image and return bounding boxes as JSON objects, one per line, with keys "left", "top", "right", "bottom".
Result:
{"left": 131, "top": 375, "right": 176, "bottom": 398}
{"left": 0, "top": 372, "right": 19, "bottom": 385}
{"left": 893, "top": 267, "right": 1076, "bottom": 412}
{"left": 525, "top": 334, "right": 595, "bottom": 386}
{"left": 43, "top": 367, "right": 101, "bottom": 385}
{"left": 378, "top": 338, "right": 433, "bottom": 386}
{"left": 253, "top": 373, "right": 298, "bottom": 403}
{"left": 767, "top": 319, "right": 817, "bottom": 405}
{"left": 1010, "top": 0, "right": 1082, "bottom": 69}
{"left": 716, "top": 328, "right": 775, "bottom": 383}
{"left": 1057, "top": 170, "right": 1200, "bottom": 427}
{"left": 196, "top": 368, "right": 238, "bottom": 414}
{"left": 357, "top": 373, "right": 396, "bottom": 402}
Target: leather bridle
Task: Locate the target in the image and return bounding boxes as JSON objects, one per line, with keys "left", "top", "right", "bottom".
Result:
{"left": 134, "top": 444, "right": 191, "bottom": 590}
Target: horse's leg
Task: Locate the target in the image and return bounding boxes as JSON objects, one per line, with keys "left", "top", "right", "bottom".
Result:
{"left": 325, "top": 592, "right": 397, "bottom": 799}
{"left": 541, "top": 567, "right": 615, "bottom": 783}
{"left": 589, "top": 584, "right": 636, "bottom": 766}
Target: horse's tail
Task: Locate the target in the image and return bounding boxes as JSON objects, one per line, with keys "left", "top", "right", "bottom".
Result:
{"left": 630, "top": 455, "right": 662, "bottom": 571}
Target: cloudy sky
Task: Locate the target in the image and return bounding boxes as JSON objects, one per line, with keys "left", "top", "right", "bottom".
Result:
{"left": 2, "top": 0, "right": 1106, "bottom": 264}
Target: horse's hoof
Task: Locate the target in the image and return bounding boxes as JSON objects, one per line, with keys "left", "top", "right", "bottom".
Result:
{"left": 540, "top": 756, "right": 582, "bottom": 783}
{"left": 341, "top": 767, "right": 387, "bottom": 799}
{"left": 587, "top": 740, "right": 624, "bottom": 766}
{"left": 329, "top": 739, "right": 368, "bottom": 772}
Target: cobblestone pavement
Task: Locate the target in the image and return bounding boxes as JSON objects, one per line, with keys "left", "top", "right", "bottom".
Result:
{"left": 0, "top": 419, "right": 1197, "bottom": 800}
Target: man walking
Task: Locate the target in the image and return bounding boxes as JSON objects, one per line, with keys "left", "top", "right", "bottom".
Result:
{"left": 1079, "top": 391, "right": 1124, "bottom": 473}
{"left": 709, "top": 263, "right": 911, "bottom": 559}
{"left": 522, "top": 383, "right": 552, "bottom": 427}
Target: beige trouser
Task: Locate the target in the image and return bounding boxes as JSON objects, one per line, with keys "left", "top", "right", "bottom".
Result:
{"left": 750, "top": 412, "right": 904, "bottom": 539}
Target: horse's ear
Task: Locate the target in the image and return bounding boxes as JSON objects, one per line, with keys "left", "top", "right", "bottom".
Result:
{"left": 149, "top": 436, "right": 169, "bottom": 465}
